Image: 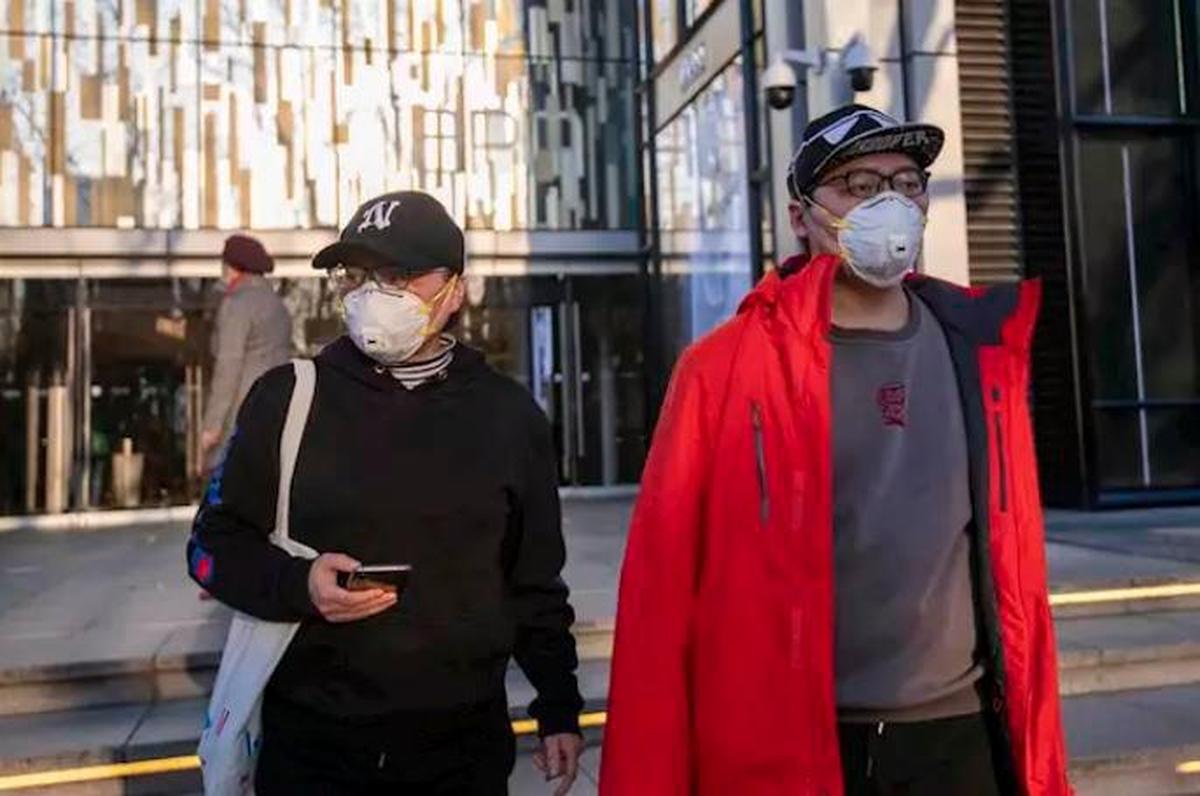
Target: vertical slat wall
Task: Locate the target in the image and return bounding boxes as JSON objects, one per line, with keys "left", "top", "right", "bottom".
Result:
{"left": 955, "top": 0, "right": 1023, "bottom": 285}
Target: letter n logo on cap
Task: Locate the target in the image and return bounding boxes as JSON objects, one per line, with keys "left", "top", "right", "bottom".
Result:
{"left": 357, "top": 199, "right": 401, "bottom": 233}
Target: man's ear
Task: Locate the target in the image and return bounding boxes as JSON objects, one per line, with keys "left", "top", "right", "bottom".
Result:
{"left": 448, "top": 277, "right": 467, "bottom": 314}
{"left": 788, "top": 201, "right": 810, "bottom": 245}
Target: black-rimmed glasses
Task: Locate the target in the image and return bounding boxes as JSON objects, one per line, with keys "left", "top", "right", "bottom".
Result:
{"left": 816, "top": 168, "right": 930, "bottom": 200}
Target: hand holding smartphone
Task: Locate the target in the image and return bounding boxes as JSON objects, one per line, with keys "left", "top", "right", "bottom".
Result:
{"left": 336, "top": 564, "right": 412, "bottom": 595}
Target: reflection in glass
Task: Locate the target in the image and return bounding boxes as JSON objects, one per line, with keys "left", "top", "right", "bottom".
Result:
{"left": 1079, "top": 136, "right": 1199, "bottom": 403}
{"left": 458, "top": 275, "right": 647, "bottom": 485}
{"left": 1077, "top": 134, "right": 1200, "bottom": 491}
{"left": 1069, "top": 0, "right": 1186, "bottom": 116}
{"left": 684, "top": 0, "right": 716, "bottom": 27}
{"left": 652, "top": 0, "right": 678, "bottom": 63}
{"left": 1105, "top": 0, "right": 1184, "bottom": 116}
{"left": 0, "top": 280, "right": 75, "bottom": 515}
{"left": 1068, "top": 0, "right": 1106, "bottom": 114}
{"left": 1076, "top": 138, "right": 1138, "bottom": 401}
{"left": 655, "top": 59, "right": 753, "bottom": 369}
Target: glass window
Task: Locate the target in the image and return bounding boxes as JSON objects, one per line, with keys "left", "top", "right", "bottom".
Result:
{"left": 0, "top": 279, "right": 77, "bottom": 515}
{"left": 1144, "top": 407, "right": 1200, "bottom": 487}
{"left": 1095, "top": 408, "right": 1200, "bottom": 490}
{"left": 654, "top": 59, "right": 753, "bottom": 368}
{"left": 1070, "top": 0, "right": 1187, "bottom": 116}
{"left": 527, "top": 57, "right": 639, "bottom": 230}
{"left": 1076, "top": 137, "right": 1139, "bottom": 401}
{"left": 1106, "top": 0, "right": 1185, "bottom": 116}
{"left": 652, "top": 0, "right": 678, "bottom": 64}
{"left": 1092, "top": 408, "right": 1145, "bottom": 490}
{"left": 684, "top": 0, "right": 716, "bottom": 27}
{"left": 87, "top": 278, "right": 214, "bottom": 508}
{"left": 1069, "top": 0, "right": 1106, "bottom": 114}
{"left": 0, "top": 1, "right": 639, "bottom": 230}
{"left": 1078, "top": 136, "right": 1199, "bottom": 402}
{"left": 0, "top": 31, "right": 50, "bottom": 225}
{"left": 457, "top": 274, "right": 647, "bottom": 485}
{"left": 59, "top": 0, "right": 202, "bottom": 227}
{"left": 82, "top": 276, "right": 344, "bottom": 510}
{"left": 1077, "top": 134, "right": 1200, "bottom": 490}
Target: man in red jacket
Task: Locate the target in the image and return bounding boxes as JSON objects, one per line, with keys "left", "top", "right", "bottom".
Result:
{"left": 601, "top": 104, "right": 1071, "bottom": 795}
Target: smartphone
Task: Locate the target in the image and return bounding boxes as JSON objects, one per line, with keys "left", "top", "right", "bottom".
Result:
{"left": 337, "top": 564, "right": 412, "bottom": 594}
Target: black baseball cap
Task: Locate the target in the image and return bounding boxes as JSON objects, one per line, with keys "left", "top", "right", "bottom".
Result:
{"left": 786, "top": 104, "right": 944, "bottom": 199}
{"left": 312, "top": 190, "right": 465, "bottom": 275}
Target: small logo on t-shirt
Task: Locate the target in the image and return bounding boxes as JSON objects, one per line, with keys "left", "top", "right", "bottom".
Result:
{"left": 877, "top": 382, "right": 907, "bottom": 427}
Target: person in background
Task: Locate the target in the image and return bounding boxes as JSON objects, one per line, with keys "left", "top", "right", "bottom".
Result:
{"left": 200, "top": 234, "right": 291, "bottom": 471}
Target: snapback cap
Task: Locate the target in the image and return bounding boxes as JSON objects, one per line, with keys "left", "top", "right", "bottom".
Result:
{"left": 786, "top": 104, "right": 944, "bottom": 199}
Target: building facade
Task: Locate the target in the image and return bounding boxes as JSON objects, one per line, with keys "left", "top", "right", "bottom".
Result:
{"left": 1010, "top": 0, "right": 1200, "bottom": 507}
{"left": 2, "top": 0, "right": 1198, "bottom": 516}
{"left": 0, "top": 0, "right": 648, "bottom": 516}
{"left": 644, "top": 0, "right": 1200, "bottom": 508}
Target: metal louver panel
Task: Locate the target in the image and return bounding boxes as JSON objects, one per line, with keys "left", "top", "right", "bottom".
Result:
{"left": 955, "top": 0, "right": 1023, "bottom": 285}
{"left": 1009, "top": 0, "right": 1089, "bottom": 507}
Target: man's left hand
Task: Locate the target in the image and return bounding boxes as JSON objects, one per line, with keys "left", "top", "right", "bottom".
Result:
{"left": 532, "top": 733, "right": 583, "bottom": 795}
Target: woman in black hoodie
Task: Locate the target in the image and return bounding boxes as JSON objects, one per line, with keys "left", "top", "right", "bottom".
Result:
{"left": 189, "top": 191, "right": 584, "bottom": 795}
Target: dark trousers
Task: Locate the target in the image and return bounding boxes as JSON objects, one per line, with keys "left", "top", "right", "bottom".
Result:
{"left": 838, "top": 712, "right": 1004, "bottom": 796}
{"left": 255, "top": 693, "right": 516, "bottom": 795}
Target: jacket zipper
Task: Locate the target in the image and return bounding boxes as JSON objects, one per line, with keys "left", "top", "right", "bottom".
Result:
{"left": 750, "top": 401, "right": 769, "bottom": 525}
{"left": 992, "top": 387, "right": 1008, "bottom": 513}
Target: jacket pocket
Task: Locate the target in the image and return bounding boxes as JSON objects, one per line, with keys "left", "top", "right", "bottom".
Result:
{"left": 992, "top": 387, "right": 1008, "bottom": 514}
{"left": 751, "top": 400, "right": 770, "bottom": 526}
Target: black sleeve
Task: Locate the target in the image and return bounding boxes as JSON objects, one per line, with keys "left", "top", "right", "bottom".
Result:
{"left": 186, "top": 365, "right": 319, "bottom": 622}
{"left": 508, "top": 399, "right": 584, "bottom": 737}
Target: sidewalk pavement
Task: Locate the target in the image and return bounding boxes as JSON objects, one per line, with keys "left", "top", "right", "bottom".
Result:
{"left": 1, "top": 497, "right": 1198, "bottom": 679}
{"left": 0, "top": 498, "right": 634, "bottom": 678}
{"left": 2, "top": 500, "right": 1200, "bottom": 794}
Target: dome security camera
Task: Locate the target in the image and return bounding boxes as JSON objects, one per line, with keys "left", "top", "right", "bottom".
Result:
{"left": 762, "top": 59, "right": 797, "bottom": 111}
{"left": 841, "top": 37, "right": 877, "bottom": 93}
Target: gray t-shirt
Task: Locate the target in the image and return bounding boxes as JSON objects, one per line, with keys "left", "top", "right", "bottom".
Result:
{"left": 831, "top": 292, "right": 983, "bottom": 723}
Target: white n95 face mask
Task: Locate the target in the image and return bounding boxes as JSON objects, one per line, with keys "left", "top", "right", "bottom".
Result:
{"left": 817, "top": 192, "right": 927, "bottom": 288}
{"left": 341, "top": 278, "right": 456, "bottom": 366}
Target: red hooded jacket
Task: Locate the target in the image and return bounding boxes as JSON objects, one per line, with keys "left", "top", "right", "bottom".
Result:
{"left": 600, "top": 253, "right": 1071, "bottom": 795}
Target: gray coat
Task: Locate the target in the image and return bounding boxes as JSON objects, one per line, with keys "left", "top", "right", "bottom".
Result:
{"left": 203, "top": 275, "right": 292, "bottom": 456}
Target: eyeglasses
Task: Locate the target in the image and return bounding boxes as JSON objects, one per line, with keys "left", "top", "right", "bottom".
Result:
{"left": 329, "top": 265, "right": 447, "bottom": 295}
{"left": 816, "top": 167, "right": 930, "bottom": 200}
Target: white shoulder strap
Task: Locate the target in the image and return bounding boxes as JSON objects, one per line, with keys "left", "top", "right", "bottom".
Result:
{"left": 273, "top": 359, "right": 315, "bottom": 543}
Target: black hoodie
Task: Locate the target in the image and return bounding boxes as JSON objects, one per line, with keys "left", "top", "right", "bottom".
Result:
{"left": 188, "top": 337, "right": 583, "bottom": 736}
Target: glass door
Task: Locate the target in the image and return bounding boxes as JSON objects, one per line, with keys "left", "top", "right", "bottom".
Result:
{"left": 86, "top": 278, "right": 218, "bottom": 509}
{"left": 0, "top": 280, "right": 78, "bottom": 515}
{"left": 459, "top": 273, "right": 647, "bottom": 486}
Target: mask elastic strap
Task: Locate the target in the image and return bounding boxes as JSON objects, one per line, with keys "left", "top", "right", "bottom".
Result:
{"left": 798, "top": 195, "right": 859, "bottom": 265}
{"left": 801, "top": 195, "right": 848, "bottom": 231}
{"left": 419, "top": 275, "right": 459, "bottom": 335}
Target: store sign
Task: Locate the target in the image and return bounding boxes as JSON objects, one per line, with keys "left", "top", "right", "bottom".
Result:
{"left": 654, "top": 0, "right": 742, "bottom": 130}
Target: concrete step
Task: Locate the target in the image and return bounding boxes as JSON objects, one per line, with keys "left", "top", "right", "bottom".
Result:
{"left": 1071, "top": 744, "right": 1200, "bottom": 796}
{"left": 0, "top": 699, "right": 609, "bottom": 794}
{"left": 1064, "top": 683, "right": 1200, "bottom": 795}
{"left": 0, "top": 617, "right": 614, "bottom": 718}
{"left": 4, "top": 677, "right": 1200, "bottom": 794}
{"left": 8, "top": 607, "right": 1200, "bottom": 718}
{"left": 0, "top": 658, "right": 612, "bottom": 777}
{"left": 1057, "top": 610, "right": 1200, "bottom": 696}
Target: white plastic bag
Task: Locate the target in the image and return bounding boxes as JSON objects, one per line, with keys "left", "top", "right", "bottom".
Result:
{"left": 199, "top": 359, "right": 318, "bottom": 796}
